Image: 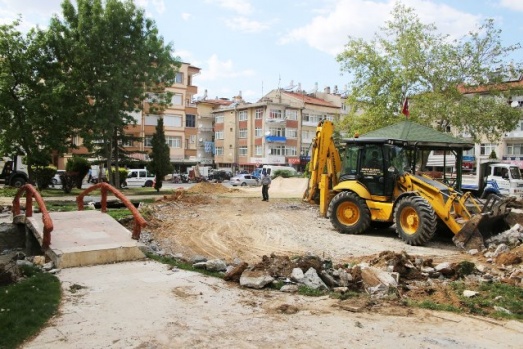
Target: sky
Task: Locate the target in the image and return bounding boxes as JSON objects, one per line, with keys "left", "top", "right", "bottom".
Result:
{"left": 1, "top": 0, "right": 522, "bottom": 103}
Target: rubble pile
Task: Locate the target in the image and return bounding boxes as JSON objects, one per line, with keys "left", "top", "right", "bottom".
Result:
{"left": 155, "top": 246, "right": 522, "bottom": 299}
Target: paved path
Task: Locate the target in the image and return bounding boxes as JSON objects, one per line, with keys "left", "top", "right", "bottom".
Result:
{"left": 23, "top": 261, "right": 523, "bottom": 349}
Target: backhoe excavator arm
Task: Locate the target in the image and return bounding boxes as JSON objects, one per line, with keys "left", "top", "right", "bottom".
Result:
{"left": 303, "top": 120, "right": 342, "bottom": 214}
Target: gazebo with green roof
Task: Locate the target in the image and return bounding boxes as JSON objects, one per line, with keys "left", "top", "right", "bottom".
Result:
{"left": 358, "top": 120, "right": 474, "bottom": 190}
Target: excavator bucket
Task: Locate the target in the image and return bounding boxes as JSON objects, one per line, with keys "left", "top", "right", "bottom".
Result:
{"left": 453, "top": 195, "right": 514, "bottom": 250}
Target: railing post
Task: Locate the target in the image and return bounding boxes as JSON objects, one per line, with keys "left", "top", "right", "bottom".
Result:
{"left": 25, "top": 191, "right": 33, "bottom": 217}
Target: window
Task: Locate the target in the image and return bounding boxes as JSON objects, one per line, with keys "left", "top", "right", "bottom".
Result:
{"left": 270, "top": 146, "right": 285, "bottom": 156}
{"left": 215, "top": 147, "right": 224, "bottom": 155}
{"left": 175, "top": 72, "right": 184, "bottom": 84}
{"left": 301, "top": 130, "right": 314, "bottom": 141}
{"left": 255, "top": 108, "right": 264, "bottom": 119}
{"left": 239, "top": 146, "right": 248, "bottom": 156}
{"left": 480, "top": 143, "right": 498, "bottom": 156}
{"left": 269, "top": 109, "right": 283, "bottom": 119}
{"left": 144, "top": 136, "right": 153, "bottom": 147}
{"left": 145, "top": 114, "right": 160, "bottom": 126}
{"left": 301, "top": 146, "right": 310, "bottom": 156}
{"left": 303, "top": 113, "right": 322, "bottom": 123}
{"left": 325, "top": 114, "right": 334, "bottom": 122}
{"left": 507, "top": 143, "right": 523, "bottom": 155}
{"left": 215, "top": 131, "right": 224, "bottom": 140}
{"left": 122, "top": 139, "right": 133, "bottom": 147}
{"left": 285, "top": 146, "right": 297, "bottom": 156}
{"left": 166, "top": 136, "right": 182, "bottom": 148}
{"left": 128, "top": 110, "right": 142, "bottom": 124}
{"left": 215, "top": 114, "right": 224, "bottom": 123}
{"left": 285, "top": 128, "right": 298, "bottom": 138}
{"left": 269, "top": 127, "right": 284, "bottom": 136}
{"left": 239, "top": 128, "right": 247, "bottom": 138}
{"left": 285, "top": 109, "right": 298, "bottom": 120}
{"left": 255, "top": 127, "right": 263, "bottom": 137}
{"left": 238, "top": 110, "right": 248, "bottom": 121}
{"left": 186, "top": 114, "right": 196, "bottom": 127}
{"left": 171, "top": 93, "right": 183, "bottom": 105}
{"left": 255, "top": 145, "right": 263, "bottom": 156}
{"left": 164, "top": 114, "right": 182, "bottom": 127}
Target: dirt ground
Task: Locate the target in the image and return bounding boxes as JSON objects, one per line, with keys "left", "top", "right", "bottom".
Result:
{"left": 146, "top": 178, "right": 465, "bottom": 265}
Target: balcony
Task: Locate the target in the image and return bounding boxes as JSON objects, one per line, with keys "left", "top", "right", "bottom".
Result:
{"left": 266, "top": 117, "right": 286, "bottom": 124}
{"left": 265, "top": 136, "right": 286, "bottom": 143}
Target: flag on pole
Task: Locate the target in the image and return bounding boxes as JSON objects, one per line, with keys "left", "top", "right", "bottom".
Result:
{"left": 401, "top": 97, "right": 409, "bottom": 118}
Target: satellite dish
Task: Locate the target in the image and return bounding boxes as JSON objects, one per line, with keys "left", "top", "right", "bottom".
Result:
{"left": 265, "top": 131, "right": 271, "bottom": 136}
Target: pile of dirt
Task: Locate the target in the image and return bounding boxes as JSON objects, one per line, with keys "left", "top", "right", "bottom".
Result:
{"left": 186, "top": 182, "right": 233, "bottom": 194}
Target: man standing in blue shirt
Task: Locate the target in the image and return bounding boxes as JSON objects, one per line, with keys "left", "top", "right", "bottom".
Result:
{"left": 261, "top": 173, "right": 271, "bottom": 201}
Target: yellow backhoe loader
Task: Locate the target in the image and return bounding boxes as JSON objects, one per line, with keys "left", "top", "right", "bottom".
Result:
{"left": 304, "top": 120, "right": 513, "bottom": 250}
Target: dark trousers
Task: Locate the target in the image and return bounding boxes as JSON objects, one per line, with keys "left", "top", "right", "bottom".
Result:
{"left": 262, "top": 185, "right": 269, "bottom": 200}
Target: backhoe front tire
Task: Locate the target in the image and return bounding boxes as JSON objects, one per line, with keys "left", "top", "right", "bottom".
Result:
{"left": 328, "top": 191, "right": 370, "bottom": 234}
{"left": 394, "top": 196, "right": 437, "bottom": 246}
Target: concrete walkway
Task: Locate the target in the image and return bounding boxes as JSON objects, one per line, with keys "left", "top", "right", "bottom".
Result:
{"left": 22, "top": 260, "right": 523, "bottom": 349}
{"left": 28, "top": 210, "right": 145, "bottom": 268}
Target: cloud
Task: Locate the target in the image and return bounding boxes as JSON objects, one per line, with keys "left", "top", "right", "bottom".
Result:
{"left": 135, "top": 0, "right": 166, "bottom": 14}
{"left": 278, "top": 0, "right": 481, "bottom": 56}
{"left": 206, "top": 0, "right": 254, "bottom": 15}
{"left": 224, "top": 16, "right": 270, "bottom": 33}
{"left": 198, "top": 54, "right": 255, "bottom": 81}
{"left": 500, "top": 0, "right": 523, "bottom": 11}
{"left": 181, "top": 12, "right": 191, "bottom": 21}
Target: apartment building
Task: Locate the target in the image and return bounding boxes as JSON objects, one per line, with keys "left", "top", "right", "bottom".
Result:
{"left": 210, "top": 88, "right": 340, "bottom": 173}
{"left": 458, "top": 75, "right": 523, "bottom": 169}
{"left": 115, "top": 63, "right": 202, "bottom": 172}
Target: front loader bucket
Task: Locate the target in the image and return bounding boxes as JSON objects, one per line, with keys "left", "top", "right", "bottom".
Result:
{"left": 453, "top": 195, "right": 514, "bottom": 250}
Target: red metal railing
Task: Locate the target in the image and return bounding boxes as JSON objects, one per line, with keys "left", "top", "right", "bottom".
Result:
{"left": 76, "top": 182, "right": 147, "bottom": 240}
{"left": 12, "top": 184, "right": 54, "bottom": 249}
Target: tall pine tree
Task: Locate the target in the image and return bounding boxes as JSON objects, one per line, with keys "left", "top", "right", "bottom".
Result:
{"left": 149, "top": 118, "right": 172, "bottom": 192}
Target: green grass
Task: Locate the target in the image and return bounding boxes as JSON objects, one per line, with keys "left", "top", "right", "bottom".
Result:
{"left": 0, "top": 266, "right": 61, "bottom": 349}
{"left": 408, "top": 281, "right": 523, "bottom": 320}
{"left": 146, "top": 253, "right": 224, "bottom": 278}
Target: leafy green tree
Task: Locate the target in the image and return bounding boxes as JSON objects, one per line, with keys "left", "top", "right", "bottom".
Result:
{"left": 336, "top": 3, "right": 522, "bottom": 142}
{"left": 149, "top": 118, "right": 172, "bottom": 192}
{"left": 46, "top": 0, "right": 180, "bottom": 187}
{"left": 0, "top": 20, "right": 79, "bottom": 179}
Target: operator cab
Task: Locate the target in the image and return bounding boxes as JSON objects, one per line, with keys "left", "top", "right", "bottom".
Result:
{"left": 340, "top": 140, "right": 409, "bottom": 198}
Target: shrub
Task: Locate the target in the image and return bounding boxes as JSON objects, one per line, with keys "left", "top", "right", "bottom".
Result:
{"left": 66, "top": 157, "right": 91, "bottom": 189}
{"left": 32, "top": 166, "right": 56, "bottom": 190}
{"left": 272, "top": 169, "right": 294, "bottom": 178}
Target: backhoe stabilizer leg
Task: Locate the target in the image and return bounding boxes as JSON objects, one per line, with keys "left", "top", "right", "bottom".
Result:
{"left": 453, "top": 214, "right": 486, "bottom": 250}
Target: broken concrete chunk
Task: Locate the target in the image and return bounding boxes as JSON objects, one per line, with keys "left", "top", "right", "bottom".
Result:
{"left": 205, "top": 259, "right": 227, "bottom": 272}
{"left": 302, "top": 267, "right": 328, "bottom": 290}
{"left": 290, "top": 268, "right": 304, "bottom": 283}
{"left": 463, "top": 290, "right": 478, "bottom": 298}
{"left": 240, "top": 270, "right": 274, "bottom": 289}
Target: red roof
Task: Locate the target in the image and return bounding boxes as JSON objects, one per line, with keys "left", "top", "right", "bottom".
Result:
{"left": 458, "top": 76, "right": 523, "bottom": 94}
{"left": 282, "top": 91, "right": 337, "bottom": 108}
{"left": 197, "top": 99, "right": 234, "bottom": 106}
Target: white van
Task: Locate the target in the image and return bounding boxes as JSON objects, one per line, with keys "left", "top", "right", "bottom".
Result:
{"left": 122, "top": 169, "right": 155, "bottom": 188}
{"left": 262, "top": 165, "right": 297, "bottom": 177}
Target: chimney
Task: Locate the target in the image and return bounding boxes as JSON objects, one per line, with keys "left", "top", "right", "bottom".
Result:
{"left": 324, "top": 86, "right": 331, "bottom": 94}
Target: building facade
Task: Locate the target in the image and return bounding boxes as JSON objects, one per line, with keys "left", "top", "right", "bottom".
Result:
{"left": 209, "top": 89, "right": 341, "bottom": 173}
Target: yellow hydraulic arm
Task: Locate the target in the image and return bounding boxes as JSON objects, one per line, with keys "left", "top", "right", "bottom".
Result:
{"left": 303, "top": 120, "right": 342, "bottom": 215}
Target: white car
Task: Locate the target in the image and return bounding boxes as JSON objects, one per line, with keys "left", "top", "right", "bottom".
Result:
{"left": 122, "top": 169, "right": 155, "bottom": 188}
{"left": 51, "top": 170, "right": 66, "bottom": 186}
{"left": 230, "top": 174, "right": 259, "bottom": 186}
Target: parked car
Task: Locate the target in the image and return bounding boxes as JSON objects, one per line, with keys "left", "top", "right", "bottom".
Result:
{"left": 121, "top": 169, "right": 155, "bottom": 188}
{"left": 230, "top": 174, "right": 259, "bottom": 186}
{"left": 51, "top": 170, "right": 66, "bottom": 186}
{"left": 208, "top": 170, "right": 232, "bottom": 182}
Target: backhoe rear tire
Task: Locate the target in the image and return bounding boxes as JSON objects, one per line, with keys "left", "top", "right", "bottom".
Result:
{"left": 394, "top": 196, "right": 437, "bottom": 246}
{"left": 328, "top": 191, "right": 370, "bottom": 234}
